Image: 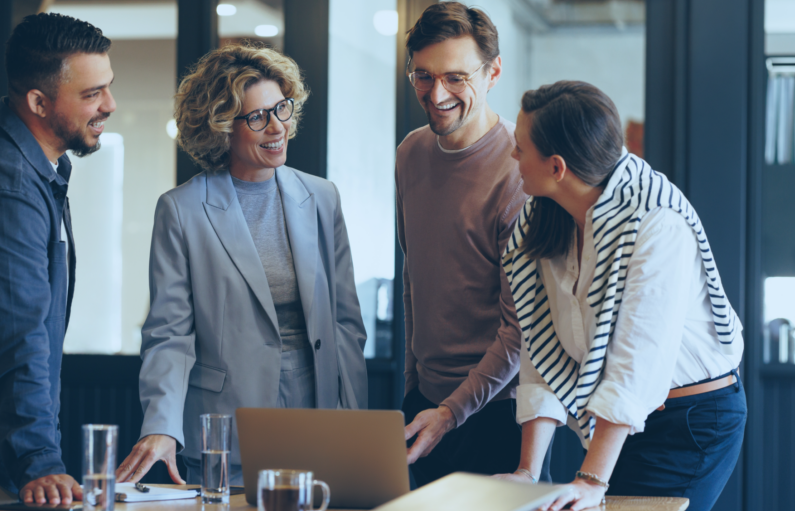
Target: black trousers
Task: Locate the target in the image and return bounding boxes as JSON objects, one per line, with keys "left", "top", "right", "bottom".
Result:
{"left": 608, "top": 374, "right": 746, "bottom": 511}
{"left": 402, "top": 387, "right": 553, "bottom": 488}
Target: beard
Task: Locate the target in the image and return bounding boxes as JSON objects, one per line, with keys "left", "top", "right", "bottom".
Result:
{"left": 52, "top": 111, "right": 108, "bottom": 157}
{"left": 428, "top": 111, "right": 465, "bottom": 137}
{"left": 424, "top": 96, "right": 467, "bottom": 137}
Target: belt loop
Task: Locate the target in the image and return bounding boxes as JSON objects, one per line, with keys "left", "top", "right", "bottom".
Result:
{"left": 731, "top": 368, "right": 740, "bottom": 391}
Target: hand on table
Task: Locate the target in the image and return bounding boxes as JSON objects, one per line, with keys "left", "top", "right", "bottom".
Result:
{"left": 492, "top": 471, "right": 536, "bottom": 484}
{"left": 116, "top": 434, "right": 185, "bottom": 484}
{"left": 20, "top": 473, "right": 82, "bottom": 505}
{"left": 404, "top": 405, "right": 456, "bottom": 465}
{"left": 539, "top": 478, "right": 606, "bottom": 511}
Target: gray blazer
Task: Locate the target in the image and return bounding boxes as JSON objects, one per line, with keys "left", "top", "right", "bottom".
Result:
{"left": 138, "top": 166, "right": 368, "bottom": 463}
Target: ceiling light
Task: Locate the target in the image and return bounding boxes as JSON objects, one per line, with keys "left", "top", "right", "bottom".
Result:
{"left": 373, "top": 10, "right": 398, "bottom": 36}
{"left": 166, "top": 119, "right": 178, "bottom": 140}
{"left": 217, "top": 4, "right": 237, "bottom": 16}
{"left": 255, "top": 24, "right": 279, "bottom": 37}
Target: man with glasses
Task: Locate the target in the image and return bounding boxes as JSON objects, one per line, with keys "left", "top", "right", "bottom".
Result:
{"left": 397, "top": 2, "right": 552, "bottom": 487}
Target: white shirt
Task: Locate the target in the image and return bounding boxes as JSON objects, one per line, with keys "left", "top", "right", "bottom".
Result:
{"left": 516, "top": 206, "right": 743, "bottom": 439}
{"left": 50, "top": 161, "right": 69, "bottom": 280}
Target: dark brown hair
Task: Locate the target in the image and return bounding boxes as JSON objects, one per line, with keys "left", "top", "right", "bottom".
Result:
{"left": 6, "top": 13, "right": 111, "bottom": 102}
{"left": 520, "top": 81, "right": 624, "bottom": 260}
{"left": 406, "top": 2, "right": 499, "bottom": 65}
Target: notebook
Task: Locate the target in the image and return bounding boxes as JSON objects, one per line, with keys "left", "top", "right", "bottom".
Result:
{"left": 112, "top": 483, "right": 198, "bottom": 502}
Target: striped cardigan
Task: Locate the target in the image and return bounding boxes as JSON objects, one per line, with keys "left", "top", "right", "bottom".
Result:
{"left": 501, "top": 151, "right": 740, "bottom": 448}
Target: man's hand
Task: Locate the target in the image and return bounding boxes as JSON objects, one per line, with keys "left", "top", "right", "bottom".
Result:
{"left": 116, "top": 434, "right": 185, "bottom": 484}
{"left": 20, "top": 474, "right": 82, "bottom": 505}
{"left": 404, "top": 405, "right": 457, "bottom": 464}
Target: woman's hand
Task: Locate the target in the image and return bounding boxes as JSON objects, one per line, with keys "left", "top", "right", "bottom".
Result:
{"left": 116, "top": 434, "right": 185, "bottom": 484}
{"left": 492, "top": 471, "right": 537, "bottom": 484}
{"left": 539, "top": 478, "right": 606, "bottom": 511}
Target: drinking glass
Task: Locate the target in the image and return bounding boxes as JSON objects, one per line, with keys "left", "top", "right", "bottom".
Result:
{"left": 257, "top": 469, "right": 330, "bottom": 511}
{"left": 201, "top": 414, "right": 232, "bottom": 504}
{"left": 82, "top": 424, "right": 118, "bottom": 511}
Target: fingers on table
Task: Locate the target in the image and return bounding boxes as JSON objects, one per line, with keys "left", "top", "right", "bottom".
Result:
{"left": 55, "top": 482, "right": 73, "bottom": 505}
{"left": 544, "top": 491, "right": 576, "bottom": 511}
{"left": 118, "top": 446, "right": 151, "bottom": 482}
{"left": 71, "top": 478, "right": 84, "bottom": 500}
{"left": 129, "top": 451, "right": 159, "bottom": 483}
{"left": 166, "top": 454, "right": 186, "bottom": 484}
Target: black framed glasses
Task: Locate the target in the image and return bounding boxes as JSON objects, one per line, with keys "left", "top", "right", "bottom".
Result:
{"left": 234, "top": 98, "right": 294, "bottom": 131}
{"left": 406, "top": 58, "right": 487, "bottom": 93}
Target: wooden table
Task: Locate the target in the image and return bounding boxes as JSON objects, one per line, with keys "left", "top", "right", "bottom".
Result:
{"left": 112, "top": 486, "right": 688, "bottom": 511}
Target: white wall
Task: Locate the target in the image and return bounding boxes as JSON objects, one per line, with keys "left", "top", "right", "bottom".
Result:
{"left": 527, "top": 27, "right": 646, "bottom": 127}
{"left": 453, "top": 1, "right": 646, "bottom": 127}
{"left": 328, "top": 0, "right": 397, "bottom": 285}
{"left": 63, "top": 134, "right": 124, "bottom": 354}
{"left": 328, "top": 0, "right": 398, "bottom": 357}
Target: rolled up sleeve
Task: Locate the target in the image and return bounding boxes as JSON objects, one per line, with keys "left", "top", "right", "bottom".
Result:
{"left": 587, "top": 209, "right": 694, "bottom": 434}
{"left": 516, "top": 349, "right": 568, "bottom": 426}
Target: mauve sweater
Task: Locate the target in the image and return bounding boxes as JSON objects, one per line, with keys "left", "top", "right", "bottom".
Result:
{"left": 395, "top": 118, "right": 528, "bottom": 427}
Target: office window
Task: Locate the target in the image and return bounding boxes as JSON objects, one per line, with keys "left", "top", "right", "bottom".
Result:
{"left": 328, "top": 0, "right": 398, "bottom": 359}
{"left": 48, "top": 0, "right": 284, "bottom": 354}
{"left": 458, "top": 0, "right": 646, "bottom": 156}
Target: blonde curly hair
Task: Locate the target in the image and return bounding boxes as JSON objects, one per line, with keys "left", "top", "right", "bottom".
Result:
{"left": 175, "top": 43, "right": 308, "bottom": 172}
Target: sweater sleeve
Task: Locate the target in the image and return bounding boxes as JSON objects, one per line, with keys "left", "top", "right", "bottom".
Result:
{"left": 441, "top": 184, "right": 527, "bottom": 426}
{"left": 395, "top": 163, "right": 419, "bottom": 395}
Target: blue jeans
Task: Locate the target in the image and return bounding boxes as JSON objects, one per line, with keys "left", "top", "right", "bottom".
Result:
{"left": 608, "top": 376, "right": 746, "bottom": 511}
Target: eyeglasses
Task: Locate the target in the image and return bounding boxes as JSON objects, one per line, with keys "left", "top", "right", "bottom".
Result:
{"left": 234, "top": 98, "right": 294, "bottom": 131}
{"left": 406, "top": 59, "right": 487, "bottom": 94}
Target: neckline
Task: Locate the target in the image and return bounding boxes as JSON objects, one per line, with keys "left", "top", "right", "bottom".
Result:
{"left": 432, "top": 116, "right": 504, "bottom": 161}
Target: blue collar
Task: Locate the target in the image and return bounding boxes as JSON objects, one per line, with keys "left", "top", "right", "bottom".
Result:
{"left": 0, "top": 97, "right": 72, "bottom": 185}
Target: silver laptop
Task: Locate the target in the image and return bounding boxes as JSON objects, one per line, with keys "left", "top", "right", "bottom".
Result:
{"left": 373, "top": 472, "right": 565, "bottom": 511}
{"left": 236, "top": 408, "right": 410, "bottom": 509}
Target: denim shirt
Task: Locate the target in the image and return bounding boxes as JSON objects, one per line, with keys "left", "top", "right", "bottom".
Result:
{"left": 0, "top": 98, "right": 76, "bottom": 494}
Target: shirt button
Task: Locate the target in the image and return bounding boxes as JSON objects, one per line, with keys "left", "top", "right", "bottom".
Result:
{"left": 314, "top": 339, "right": 321, "bottom": 350}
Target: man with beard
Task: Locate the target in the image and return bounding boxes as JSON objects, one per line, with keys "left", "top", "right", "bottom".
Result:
{"left": 0, "top": 13, "right": 115, "bottom": 505}
{"left": 397, "top": 2, "right": 552, "bottom": 487}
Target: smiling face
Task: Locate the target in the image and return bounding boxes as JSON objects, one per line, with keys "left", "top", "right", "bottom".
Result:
{"left": 229, "top": 79, "right": 291, "bottom": 177}
{"left": 410, "top": 36, "right": 497, "bottom": 139}
{"left": 512, "top": 111, "right": 558, "bottom": 198}
{"left": 49, "top": 52, "right": 116, "bottom": 157}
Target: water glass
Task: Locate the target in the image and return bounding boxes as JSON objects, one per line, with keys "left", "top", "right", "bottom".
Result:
{"left": 201, "top": 414, "right": 232, "bottom": 504}
{"left": 258, "top": 469, "right": 330, "bottom": 511}
{"left": 82, "top": 424, "right": 118, "bottom": 511}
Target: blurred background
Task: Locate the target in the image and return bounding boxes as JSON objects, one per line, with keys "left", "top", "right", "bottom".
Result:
{"left": 1, "top": 0, "right": 793, "bottom": 509}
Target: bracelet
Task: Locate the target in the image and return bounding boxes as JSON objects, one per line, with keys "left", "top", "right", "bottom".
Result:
{"left": 514, "top": 468, "right": 538, "bottom": 484}
{"left": 575, "top": 471, "right": 609, "bottom": 489}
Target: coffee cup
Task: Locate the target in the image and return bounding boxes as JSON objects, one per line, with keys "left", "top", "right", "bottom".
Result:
{"left": 258, "top": 469, "right": 330, "bottom": 511}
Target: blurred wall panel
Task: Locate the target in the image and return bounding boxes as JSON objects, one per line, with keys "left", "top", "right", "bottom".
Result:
{"left": 63, "top": 134, "right": 125, "bottom": 354}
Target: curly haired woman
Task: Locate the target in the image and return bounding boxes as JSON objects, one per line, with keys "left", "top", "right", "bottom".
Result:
{"left": 115, "top": 43, "right": 368, "bottom": 485}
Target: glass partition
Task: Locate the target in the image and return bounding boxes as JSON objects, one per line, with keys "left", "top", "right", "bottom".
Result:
{"left": 328, "top": 0, "right": 398, "bottom": 359}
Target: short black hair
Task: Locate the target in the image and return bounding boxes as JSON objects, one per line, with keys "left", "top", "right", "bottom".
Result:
{"left": 5, "top": 13, "right": 111, "bottom": 102}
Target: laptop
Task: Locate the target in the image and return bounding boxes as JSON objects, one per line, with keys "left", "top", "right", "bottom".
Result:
{"left": 236, "top": 408, "right": 410, "bottom": 509}
{"left": 372, "top": 472, "right": 565, "bottom": 511}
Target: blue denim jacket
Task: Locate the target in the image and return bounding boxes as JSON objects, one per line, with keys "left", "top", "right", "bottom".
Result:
{"left": 0, "top": 98, "right": 76, "bottom": 495}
